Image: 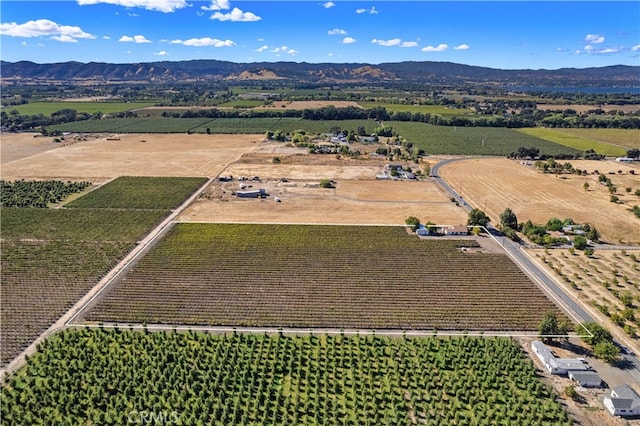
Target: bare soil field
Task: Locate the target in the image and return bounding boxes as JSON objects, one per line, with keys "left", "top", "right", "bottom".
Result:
{"left": 1, "top": 133, "right": 259, "bottom": 181}
{"left": 537, "top": 104, "right": 640, "bottom": 113}
{"left": 1, "top": 132, "right": 66, "bottom": 164}
{"left": 180, "top": 176, "right": 467, "bottom": 225}
{"left": 439, "top": 158, "right": 640, "bottom": 244}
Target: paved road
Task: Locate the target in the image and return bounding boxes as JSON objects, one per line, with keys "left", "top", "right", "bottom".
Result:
{"left": 431, "top": 157, "right": 640, "bottom": 382}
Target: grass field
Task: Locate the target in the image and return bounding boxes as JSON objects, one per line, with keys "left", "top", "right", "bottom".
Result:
{"left": 86, "top": 223, "right": 567, "bottom": 331}
{"left": 545, "top": 128, "right": 640, "bottom": 150}
{"left": 8, "top": 101, "right": 155, "bottom": 115}
{"left": 516, "top": 128, "right": 627, "bottom": 157}
{"left": 0, "top": 176, "right": 207, "bottom": 367}
{"left": 0, "top": 328, "right": 571, "bottom": 425}
{"left": 388, "top": 122, "right": 582, "bottom": 156}
{"left": 66, "top": 176, "right": 207, "bottom": 209}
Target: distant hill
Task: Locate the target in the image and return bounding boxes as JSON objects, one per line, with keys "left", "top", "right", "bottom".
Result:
{"left": 1, "top": 60, "right": 638, "bottom": 87}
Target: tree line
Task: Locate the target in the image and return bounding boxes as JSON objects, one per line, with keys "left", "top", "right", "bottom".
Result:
{"left": 3, "top": 103, "right": 639, "bottom": 133}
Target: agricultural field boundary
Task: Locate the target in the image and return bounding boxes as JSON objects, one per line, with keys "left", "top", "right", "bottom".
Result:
{"left": 0, "top": 177, "right": 214, "bottom": 382}
{"left": 66, "top": 322, "right": 581, "bottom": 339}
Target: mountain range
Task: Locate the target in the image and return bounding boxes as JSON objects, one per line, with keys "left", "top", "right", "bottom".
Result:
{"left": 1, "top": 60, "right": 638, "bottom": 87}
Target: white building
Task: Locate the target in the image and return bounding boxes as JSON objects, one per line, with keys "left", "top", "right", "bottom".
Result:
{"left": 604, "top": 384, "right": 640, "bottom": 417}
{"left": 531, "top": 340, "right": 592, "bottom": 375}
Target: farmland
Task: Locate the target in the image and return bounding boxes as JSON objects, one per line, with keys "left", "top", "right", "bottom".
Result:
{"left": 0, "top": 328, "right": 571, "bottom": 425}
{"left": 516, "top": 128, "right": 627, "bottom": 157}
{"left": 545, "top": 128, "right": 640, "bottom": 150}
{"left": 439, "top": 157, "right": 640, "bottom": 244}
{"left": 387, "top": 122, "right": 582, "bottom": 156}
{"left": 0, "top": 133, "right": 258, "bottom": 181}
{"left": 85, "top": 223, "right": 567, "bottom": 331}
{"left": 66, "top": 176, "right": 207, "bottom": 209}
{"left": 0, "top": 177, "right": 207, "bottom": 367}
{"left": 528, "top": 248, "right": 640, "bottom": 351}
{"left": 7, "top": 101, "right": 154, "bottom": 115}
{"left": 47, "top": 117, "right": 587, "bottom": 157}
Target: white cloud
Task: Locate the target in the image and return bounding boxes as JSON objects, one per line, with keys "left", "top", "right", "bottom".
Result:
{"left": 328, "top": 28, "right": 347, "bottom": 36}
{"left": 102, "top": 35, "right": 111, "bottom": 40}
{"left": 343, "top": 37, "right": 356, "bottom": 44}
{"left": 0, "top": 19, "right": 95, "bottom": 42}
{"left": 454, "top": 44, "right": 470, "bottom": 50}
{"left": 77, "top": 0, "right": 189, "bottom": 13}
{"left": 584, "top": 34, "right": 605, "bottom": 44}
{"left": 170, "top": 37, "right": 235, "bottom": 47}
{"left": 52, "top": 34, "right": 78, "bottom": 43}
{"left": 356, "top": 6, "right": 378, "bottom": 14}
{"left": 400, "top": 41, "right": 418, "bottom": 48}
{"left": 267, "top": 45, "right": 298, "bottom": 55}
{"left": 210, "top": 7, "right": 261, "bottom": 22}
{"left": 154, "top": 50, "right": 169, "bottom": 56}
{"left": 631, "top": 44, "right": 640, "bottom": 51}
{"left": 255, "top": 44, "right": 268, "bottom": 52}
{"left": 322, "top": 1, "right": 335, "bottom": 8}
{"left": 201, "top": 0, "right": 229, "bottom": 11}
{"left": 581, "top": 44, "right": 621, "bottom": 54}
{"left": 371, "top": 38, "right": 401, "bottom": 47}
{"left": 422, "top": 43, "right": 449, "bottom": 52}
{"left": 119, "top": 34, "right": 151, "bottom": 43}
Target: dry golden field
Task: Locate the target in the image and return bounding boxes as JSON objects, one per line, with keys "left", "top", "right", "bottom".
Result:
{"left": 1, "top": 133, "right": 259, "bottom": 181}
{"left": 439, "top": 157, "right": 640, "bottom": 244}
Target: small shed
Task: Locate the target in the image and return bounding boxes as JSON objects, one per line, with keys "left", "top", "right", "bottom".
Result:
{"left": 568, "top": 371, "right": 603, "bottom": 388}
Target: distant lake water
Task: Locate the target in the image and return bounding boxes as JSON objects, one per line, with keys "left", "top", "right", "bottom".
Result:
{"left": 506, "top": 86, "right": 640, "bottom": 94}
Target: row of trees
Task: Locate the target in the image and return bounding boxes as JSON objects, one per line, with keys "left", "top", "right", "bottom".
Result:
{"left": 538, "top": 313, "right": 621, "bottom": 364}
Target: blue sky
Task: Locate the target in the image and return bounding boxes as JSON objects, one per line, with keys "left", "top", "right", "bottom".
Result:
{"left": 1, "top": 1, "right": 639, "bottom": 69}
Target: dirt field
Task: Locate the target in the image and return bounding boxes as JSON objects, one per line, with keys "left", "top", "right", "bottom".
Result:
{"left": 180, "top": 175, "right": 467, "bottom": 225}
{"left": 439, "top": 157, "right": 640, "bottom": 244}
{"left": 1, "top": 133, "right": 259, "bottom": 181}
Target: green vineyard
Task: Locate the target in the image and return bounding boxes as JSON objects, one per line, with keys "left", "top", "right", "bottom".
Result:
{"left": 86, "top": 224, "right": 568, "bottom": 331}
{"left": 0, "top": 328, "right": 571, "bottom": 425}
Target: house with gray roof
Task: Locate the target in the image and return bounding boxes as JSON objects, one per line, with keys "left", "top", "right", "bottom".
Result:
{"left": 604, "top": 384, "right": 640, "bottom": 417}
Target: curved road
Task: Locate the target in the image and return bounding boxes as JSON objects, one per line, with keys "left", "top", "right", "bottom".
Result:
{"left": 432, "top": 157, "right": 640, "bottom": 381}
